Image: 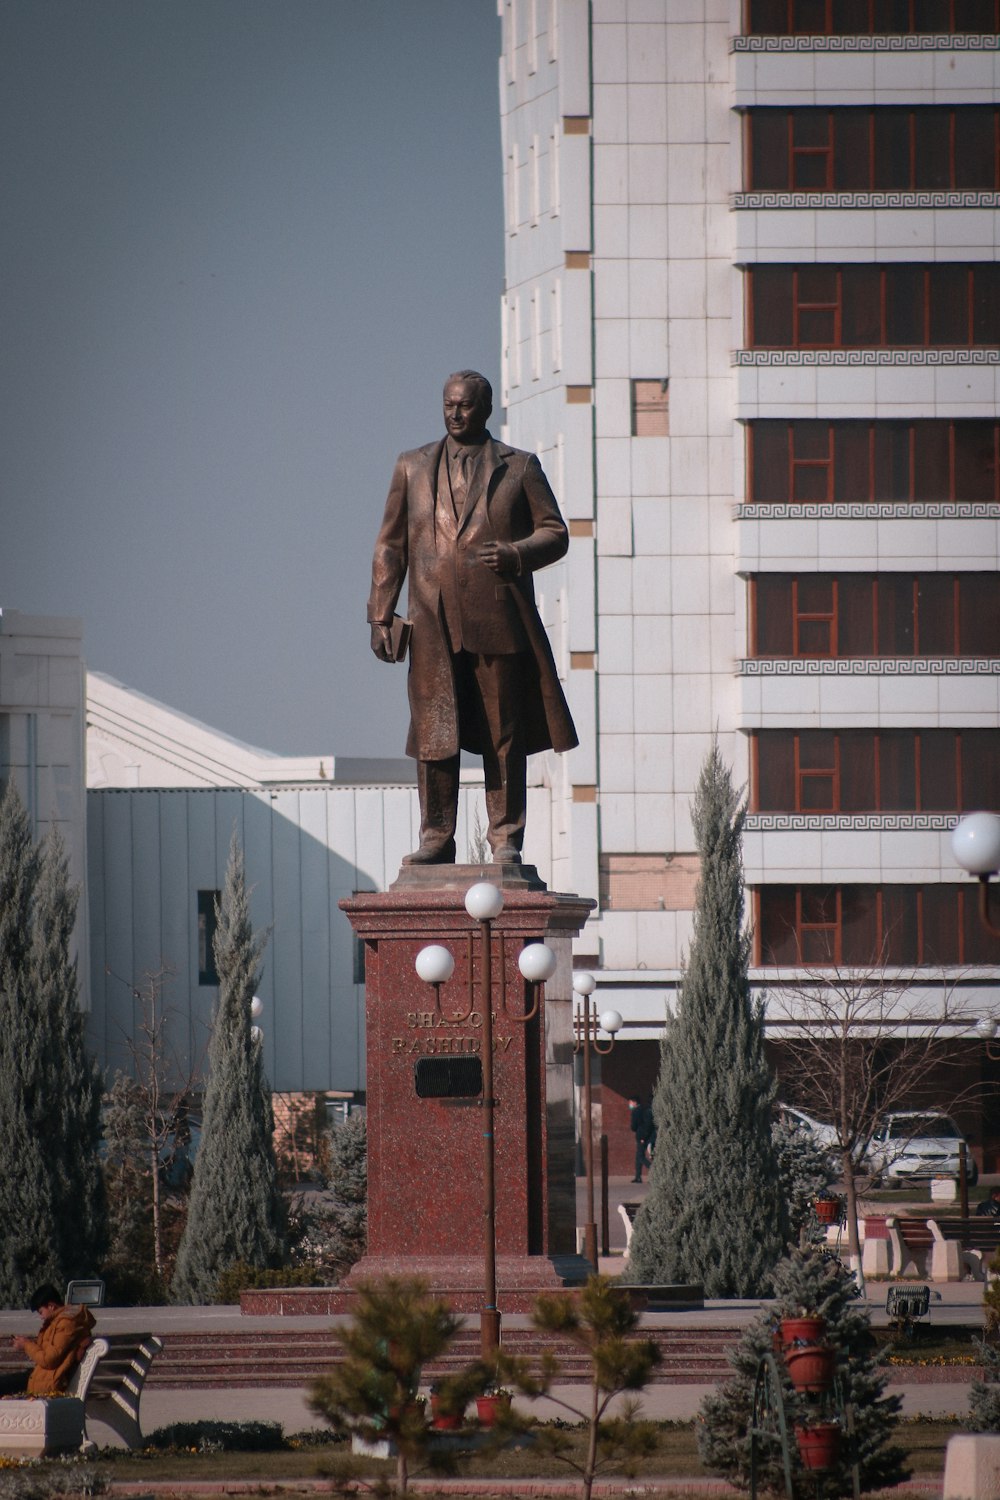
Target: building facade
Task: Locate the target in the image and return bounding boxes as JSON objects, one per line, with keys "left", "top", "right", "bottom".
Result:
{"left": 498, "top": 0, "right": 1000, "bottom": 1167}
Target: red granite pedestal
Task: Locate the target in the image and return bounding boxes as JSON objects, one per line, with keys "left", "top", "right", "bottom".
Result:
{"left": 314, "top": 866, "right": 593, "bottom": 1314}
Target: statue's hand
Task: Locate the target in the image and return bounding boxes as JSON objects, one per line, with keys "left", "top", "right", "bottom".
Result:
{"left": 370, "top": 622, "right": 393, "bottom": 662}
{"left": 478, "top": 540, "right": 519, "bottom": 576}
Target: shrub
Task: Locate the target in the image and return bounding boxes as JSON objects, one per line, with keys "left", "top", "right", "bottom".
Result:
{"left": 214, "top": 1262, "right": 323, "bottom": 1303}
{"left": 143, "top": 1420, "right": 286, "bottom": 1452}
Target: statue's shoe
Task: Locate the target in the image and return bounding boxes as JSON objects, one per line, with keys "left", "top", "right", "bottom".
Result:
{"left": 402, "top": 839, "right": 457, "bottom": 865}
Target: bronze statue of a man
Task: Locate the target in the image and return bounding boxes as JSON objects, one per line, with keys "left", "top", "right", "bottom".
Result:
{"left": 368, "top": 370, "right": 577, "bottom": 865}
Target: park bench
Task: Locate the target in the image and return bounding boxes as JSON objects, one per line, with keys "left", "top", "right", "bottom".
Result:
{"left": 68, "top": 1332, "right": 163, "bottom": 1447}
{"left": 884, "top": 1216, "right": 934, "bottom": 1279}
{"left": 926, "top": 1216, "right": 1000, "bottom": 1282}
{"left": 617, "top": 1201, "right": 641, "bottom": 1258}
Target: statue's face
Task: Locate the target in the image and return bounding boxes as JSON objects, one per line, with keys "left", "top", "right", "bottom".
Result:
{"left": 443, "top": 379, "right": 490, "bottom": 444}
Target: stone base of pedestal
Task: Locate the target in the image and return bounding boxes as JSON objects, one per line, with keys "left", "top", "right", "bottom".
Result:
{"left": 0, "top": 1397, "right": 85, "bottom": 1457}
{"left": 390, "top": 861, "right": 546, "bottom": 893}
{"left": 240, "top": 1252, "right": 593, "bottom": 1316}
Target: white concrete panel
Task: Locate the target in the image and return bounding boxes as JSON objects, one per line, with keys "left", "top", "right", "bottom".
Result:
{"left": 598, "top": 554, "right": 634, "bottom": 614}
{"left": 561, "top": 402, "right": 596, "bottom": 518}
{"left": 635, "top": 614, "right": 674, "bottom": 678}
{"left": 627, "top": 23, "right": 667, "bottom": 85}
{"left": 594, "top": 204, "right": 629, "bottom": 257}
{"left": 631, "top": 495, "right": 671, "bottom": 554}
{"left": 630, "top": 438, "right": 670, "bottom": 498}
{"left": 561, "top": 266, "right": 594, "bottom": 383}
{"left": 633, "top": 555, "right": 671, "bottom": 615}
{"left": 599, "top": 732, "right": 636, "bottom": 792}
{"left": 596, "top": 494, "right": 634, "bottom": 555}
{"left": 593, "top": 83, "right": 629, "bottom": 144}
{"left": 597, "top": 787, "right": 635, "bottom": 851}
{"left": 561, "top": 133, "right": 593, "bottom": 251}
{"left": 599, "top": 672, "right": 634, "bottom": 733}
{"left": 630, "top": 203, "right": 668, "bottom": 258}
{"left": 599, "top": 615, "right": 634, "bottom": 674}
{"left": 568, "top": 536, "right": 597, "bottom": 651}
{"left": 628, "top": 83, "right": 667, "bottom": 142}
{"left": 559, "top": 0, "right": 594, "bottom": 111}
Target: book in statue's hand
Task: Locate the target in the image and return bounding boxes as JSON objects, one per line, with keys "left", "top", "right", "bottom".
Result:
{"left": 390, "top": 614, "right": 413, "bottom": 663}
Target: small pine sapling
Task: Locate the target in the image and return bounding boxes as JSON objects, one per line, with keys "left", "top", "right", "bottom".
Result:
{"left": 496, "top": 1275, "right": 660, "bottom": 1500}
{"left": 307, "top": 1276, "right": 473, "bottom": 1497}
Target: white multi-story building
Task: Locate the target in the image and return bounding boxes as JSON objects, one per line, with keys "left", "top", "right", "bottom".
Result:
{"left": 498, "top": 0, "right": 1000, "bottom": 1165}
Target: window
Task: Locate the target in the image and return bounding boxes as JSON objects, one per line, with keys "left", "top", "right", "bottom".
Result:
{"left": 744, "top": 0, "right": 1000, "bottom": 34}
{"left": 750, "top": 573, "right": 1000, "bottom": 657}
{"left": 747, "top": 264, "right": 1000, "bottom": 350}
{"left": 748, "top": 419, "right": 1000, "bottom": 506}
{"left": 747, "top": 108, "right": 1000, "bottom": 194}
{"left": 753, "top": 729, "right": 1000, "bottom": 813}
{"left": 197, "top": 890, "right": 221, "bottom": 986}
{"left": 755, "top": 884, "right": 1000, "bottom": 967}
{"left": 631, "top": 379, "right": 669, "bottom": 436}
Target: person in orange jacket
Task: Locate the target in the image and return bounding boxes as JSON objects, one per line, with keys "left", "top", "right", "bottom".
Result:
{"left": 0, "top": 1283, "right": 96, "bottom": 1396}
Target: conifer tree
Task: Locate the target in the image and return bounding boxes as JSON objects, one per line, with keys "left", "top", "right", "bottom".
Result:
{"left": 698, "top": 1246, "right": 909, "bottom": 1496}
{"left": 171, "top": 831, "right": 286, "bottom": 1302}
{"left": 0, "top": 782, "right": 106, "bottom": 1305}
{"left": 327, "top": 1112, "right": 367, "bottom": 1273}
{"left": 626, "top": 743, "right": 784, "bottom": 1296}
{"left": 30, "top": 827, "right": 107, "bottom": 1278}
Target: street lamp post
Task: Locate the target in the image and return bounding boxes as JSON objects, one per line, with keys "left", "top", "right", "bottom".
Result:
{"left": 414, "top": 882, "right": 557, "bottom": 1358}
{"left": 572, "top": 971, "right": 622, "bottom": 1272}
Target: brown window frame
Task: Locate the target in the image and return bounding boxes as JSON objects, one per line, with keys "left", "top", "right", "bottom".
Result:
{"left": 751, "top": 728, "right": 999, "bottom": 813}
{"left": 754, "top": 882, "right": 996, "bottom": 968}
{"left": 744, "top": 0, "right": 1000, "bottom": 36}
{"left": 747, "top": 263, "right": 999, "bottom": 351}
{"left": 745, "top": 107, "right": 1000, "bottom": 193}
{"left": 747, "top": 419, "right": 1000, "bottom": 506}
{"left": 750, "top": 572, "right": 998, "bottom": 658}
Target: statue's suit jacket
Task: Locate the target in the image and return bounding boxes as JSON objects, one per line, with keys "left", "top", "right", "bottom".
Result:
{"left": 368, "top": 434, "right": 578, "bottom": 763}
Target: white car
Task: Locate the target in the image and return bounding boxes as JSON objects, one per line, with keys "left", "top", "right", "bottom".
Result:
{"left": 865, "top": 1111, "right": 977, "bottom": 1187}
{"left": 777, "top": 1103, "right": 840, "bottom": 1155}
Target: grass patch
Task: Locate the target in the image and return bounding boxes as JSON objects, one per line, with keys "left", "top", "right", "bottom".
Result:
{"left": 76, "top": 1414, "right": 962, "bottom": 1488}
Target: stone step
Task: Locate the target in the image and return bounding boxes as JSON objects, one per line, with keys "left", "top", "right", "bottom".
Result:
{"left": 0, "top": 1326, "right": 736, "bottom": 1390}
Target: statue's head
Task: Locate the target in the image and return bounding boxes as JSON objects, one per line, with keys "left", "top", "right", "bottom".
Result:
{"left": 443, "top": 370, "right": 492, "bottom": 443}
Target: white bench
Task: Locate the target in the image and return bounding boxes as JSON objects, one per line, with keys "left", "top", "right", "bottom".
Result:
{"left": 69, "top": 1332, "right": 164, "bottom": 1448}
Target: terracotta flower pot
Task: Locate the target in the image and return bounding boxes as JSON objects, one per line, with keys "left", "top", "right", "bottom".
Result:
{"left": 795, "top": 1422, "right": 840, "bottom": 1470}
{"left": 815, "top": 1197, "right": 840, "bottom": 1224}
{"left": 476, "top": 1393, "right": 511, "bottom": 1426}
{"left": 785, "top": 1343, "right": 836, "bottom": 1393}
{"left": 430, "top": 1394, "right": 462, "bottom": 1430}
{"left": 779, "top": 1315, "right": 825, "bottom": 1349}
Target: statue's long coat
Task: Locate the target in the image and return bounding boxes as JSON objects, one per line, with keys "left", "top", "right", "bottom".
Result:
{"left": 367, "top": 434, "right": 578, "bottom": 762}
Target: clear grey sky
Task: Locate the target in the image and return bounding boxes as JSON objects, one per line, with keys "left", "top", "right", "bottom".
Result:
{"left": 2, "top": 1, "right": 503, "bottom": 757}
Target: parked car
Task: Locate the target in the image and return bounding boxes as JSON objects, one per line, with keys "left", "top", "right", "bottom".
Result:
{"left": 776, "top": 1103, "right": 841, "bottom": 1167}
{"left": 864, "top": 1111, "right": 977, "bottom": 1187}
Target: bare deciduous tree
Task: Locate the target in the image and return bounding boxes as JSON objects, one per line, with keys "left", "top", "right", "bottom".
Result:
{"left": 768, "top": 961, "right": 981, "bottom": 1278}
{"left": 108, "top": 964, "right": 203, "bottom": 1283}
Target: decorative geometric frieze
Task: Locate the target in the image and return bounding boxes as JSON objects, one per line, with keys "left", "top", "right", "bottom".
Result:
{"left": 745, "top": 812, "right": 957, "bottom": 832}
{"left": 735, "top": 502, "right": 1000, "bottom": 520}
{"left": 739, "top": 657, "right": 1000, "bottom": 675}
{"left": 734, "top": 348, "right": 1000, "bottom": 366}
{"left": 733, "top": 190, "right": 1000, "bottom": 210}
{"left": 732, "top": 33, "right": 999, "bottom": 51}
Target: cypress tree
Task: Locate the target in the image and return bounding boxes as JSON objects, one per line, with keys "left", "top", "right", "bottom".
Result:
{"left": 171, "top": 831, "right": 286, "bottom": 1302}
{"left": 626, "top": 743, "right": 785, "bottom": 1296}
{"left": 0, "top": 781, "right": 106, "bottom": 1305}
{"left": 30, "top": 827, "right": 107, "bottom": 1278}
